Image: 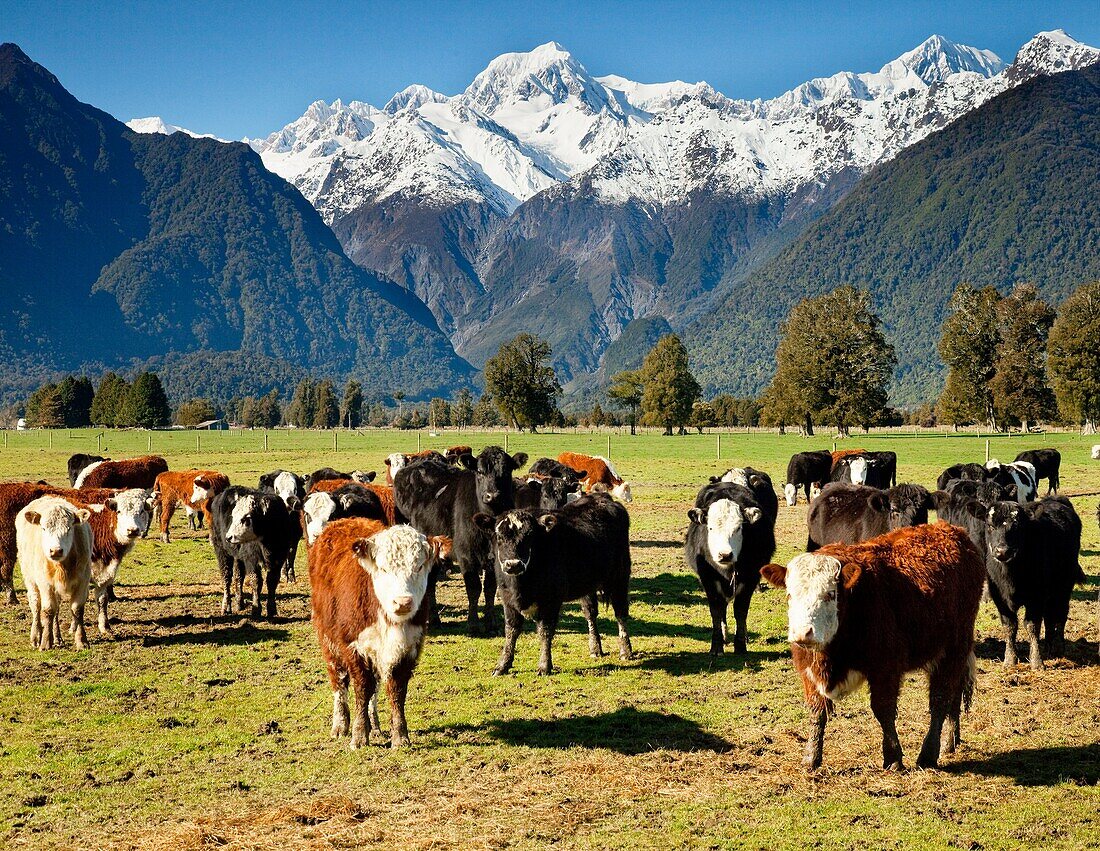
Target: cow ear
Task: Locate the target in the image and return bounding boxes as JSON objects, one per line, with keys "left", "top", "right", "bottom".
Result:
{"left": 194, "top": 477, "right": 209, "bottom": 489}
{"left": 338, "top": 493, "right": 354, "bottom": 510}
{"left": 430, "top": 535, "right": 453, "bottom": 561}
{"left": 840, "top": 562, "right": 862, "bottom": 590}
{"left": 744, "top": 506, "right": 763, "bottom": 524}
{"left": 352, "top": 537, "right": 375, "bottom": 562}
{"left": 363, "top": 471, "right": 376, "bottom": 482}
{"left": 931, "top": 490, "right": 950, "bottom": 512}
{"left": 471, "top": 512, "right": 495, "bottom": 531}
{"left": 24, "top": 510, "right": 41, "bottom": 526}
{"left": 870, "top": 493, "right": 889, "bottom": 513}
{"left": 708, "top": 475, "right": 720, "bottom": 483}
{"left": 760, "top": 563, "right": 787, "bottom": 588}
{"left": 76, "top": 508, "right": 92, "bottom": 524}
{"left": 749, "top": 475, "right": 767, "bottom": 490}
{"left": 105, "top": 498, "right": 118, "bottom": 511}
{"left": 511, "top": 452, "right": 528, "bottom": 470}
{"left": 537, "top": 513, "right": 558, "bottom": 532}
{"left": 688, "top": 507, "right": 707, "bottom": 524}
{"left": 459, "top": 454, "right": 477, "bottom": 470}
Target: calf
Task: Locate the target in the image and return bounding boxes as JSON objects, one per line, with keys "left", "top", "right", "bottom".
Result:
{"left": 985, "top": 460, "right": 1037, "bottom": 504}
{"left": 474, "top": 493, "right": 632, "bottom": 675}
{"left": 944, "top": 478, "right": 1011, "bottom": 504}
{"left": 762, "top": 523, "right": 985, "bottom": 770}
{"left": 152, "top": 469, "right": 230, "bottom": 542}
{"left": 784, "top": 451, "right": 832, "bottom": 506}
{"left": 394, "top": 447, "right": 528, "bottom": 634}
{"left": 209, "top": 486, "right": 294, "bottom": 619}
{"left": 259, "top": 470, "right": 306, "bottom": 581}
{"left": 309, "top": 518, "right": 448, "bottom": 748}
{"left": 936, "top": 463, "right": 990, "bottom": 492}
{"left": 528, "top": 458, "right": 584, "bottom": 484}
{"left": 445, "top": 445, "right": 473, "bottom": 463}
{"left": 305, "top": 468, "right": 377, "bottom": 492}
{"left": 75, "top": 455, "right": 168, "bottom": 489}
{"left": 832, "top": 454, "right": 892, "bottom": 489}
{"left": 557, "top": 452, "right": 632, "bottom": 502}
{"left": 985, "top": 497, "right": 1084, "bottom": 669}
{"left": 1014, "top": 449, "right": 1061, "bottom": 495}
{"left": 383, "top": 451, "right": 445, "bottom": 484}
{"left": 67, "top": 453, "right": 107, "bottom": 486}
{"left": 685, "top": 482, "right": 775, "bottom": 654}
{"left": 514, "top": 475, "right": 580, "bottom": 511}
{"left": 79, "top": 489, "right": 155, "bottom": 634}
{"left": 1092, "top": 445, "right": 1100, "bottom": 461}
{"left": 16, "top": 496, "right": 94, "bottom": 650}
{"left": 303, "top": 484, "right": 387, "bottom": 545}
{"left": 807, "top": 483, "right": 933, "bottom": 551}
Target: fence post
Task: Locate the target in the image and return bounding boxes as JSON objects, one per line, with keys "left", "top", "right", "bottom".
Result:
{"left": 504, "top": 433, "right": 509, "bottom": 452}
{"left": 716, "top": 433, "right": 721, "bottom": 461}
{"left": 334, "top": 430, "right": 338, "bottom": 452}
{"left": 49, "top": 431, "right": 53, "bottom": 449}
{"left": 832, "top": 440, "right": 837, "bottom": 453}
{"left": 417, "top": 433, "right": 421, "bottom": 452}
{"left": 97, "top": 433, "right": 101, "bottom": 452}
{"left": 147, "top": 434, "right": 151, "bottom": 452}
{"left": 264, "top": 431, "right": 269, "bottom": 452}
{"left": 985, "top": 439, "right": 990, "bottom": 463}
{"left": 197, "top": 434, "right": 200, "bottom": 453}
{"left": 607, "top": 434, "right": 612, "bottom": 460}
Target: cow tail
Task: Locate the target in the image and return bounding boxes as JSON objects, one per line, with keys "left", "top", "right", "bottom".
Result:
{"left": 962, "top": 650, "right": 976, "bottom": 713}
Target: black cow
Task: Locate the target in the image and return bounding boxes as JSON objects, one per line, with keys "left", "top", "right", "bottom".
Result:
{"left": 710, "top": 466, "right": 779, "bottom": 523}
{"left": 807, "top": 482, "right": 933, "bottom": 551}
{"left": 831, "top": 454, "right": 891, "bottom": 489}
{"left": 986, "top": 460, "right": 1038, "bottom": 503}
{"left": 514, "top": 476, "right": 580, "bottom": 510}
{"left": 783, "top": 451, "right": 833, "bottom": 506}
{"left": 985, "top": 497, "right": 1084, "bottom": 669}
{"left": 474, "top": 493, "right": 632, "bottom": 675}
{"left": 304, "top": 467, "right": 377, "bottom": 491}
{"left": 67, "top": 453, "right": 107, "bottom": 486}
{"left": 1015, "top": 449, "right": 1061, "bottom": 495}
{"left": 209, "top": 486, "right": 294, "bottom": 619}
{"left": 528, "top": 458, "right": 584, "bottom": 484}
{"left": 686, "top": 481, "right": 776, "bottom": 654}
{"left": 259, "top": 470, "right": 306, "bottom": 580}
{"left": 936, "top": 463, "right": 989, "bottom": 492}
{"left": 394, "top": 447, "right": 528, "bottom": 634}
{"left": 944, "top": 478, "right": 1012, "bottom": 504}
{"left": 932, "top": 490, "right": 991, "bottom": 554}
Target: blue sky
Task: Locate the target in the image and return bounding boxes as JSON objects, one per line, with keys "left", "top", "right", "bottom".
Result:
{"left": 4, "top": 0, "right": 1099, "bottom": 139}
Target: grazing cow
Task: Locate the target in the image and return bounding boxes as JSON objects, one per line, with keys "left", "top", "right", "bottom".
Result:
{"left": 74, "top": 455, "right": 168, "bottom": 490}
{"left": 445, "top": 445, "right": 473, "bottom": 463}
{"left": 762, "top": 523, "right": 985, "bottom": 770}
{"left": 0, "top": 482, "right": 118, "bottom": 604}
{"left": 985, "top": 460, "right": 1037, "bottom": 504}
{"left": 474, "top": 493, "right": 632, "bottom": 675}
{"left": 557, "top": 452, "right": 632, "bottom": 502}
{"left": 302, "top": 484, "right": 387, "bottom": 545}
{"left": 16, "top": 496, "right": 94, "bottom": 650}
{"left": 984, "top": 497, "right": 1084, "bottom": 669}
{"left": 383, "top": 451, "right": 445, "bottom": 484}
{"left": 784, "top": 451, "right": 833, "bottom": 506}
{"left": 514, "top": 475, "right": 580, "bottom": 511}
{"left": 67, "top": 453, "right": 107, "bottom": 486}
{"left": 394, "top": 447, "right": 528, "bottom": 634}
{"left": 305, "top": 468, "right": 376, "bottom": 492}
{"left": 309, "top": 518, "right": 449, "bottom": 748}
{"left": 936, "top": 463, "right": 990, "bottom": 492}
{"left": 1014, "top": 449, "right": 1061, "bottom": 495}
{"left": 806, "top": 483, "right": 934, "bottom": 551}
{"left": 152, "top": 470, "right": 230, "bottom": 542}
{"left": 259, "top": 470, "right": 306, "bottom": 581}
{"left": 685, "top": 481, "right": 775, "bottom": 654}
{"left": 209, "top": 486, "right": 294, "bottom": 619}
{"left": 528, "top": 458, "right": 584, "bottom": 484}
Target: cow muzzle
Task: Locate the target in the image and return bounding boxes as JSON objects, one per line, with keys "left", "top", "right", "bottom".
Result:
{"left": 482, "top": 492, "right": 499, "bottom": 506}
{"left": 49, "top": 547, "right": 64, "bottom": 560}
{"left": 501, "top": 558, "right": 526, "bottom": 576}
{"left": 392, "top": 595, "right": 415, "bottom": 616}
{"left": 790, "top": 627, "right": 818, "bottom": 647}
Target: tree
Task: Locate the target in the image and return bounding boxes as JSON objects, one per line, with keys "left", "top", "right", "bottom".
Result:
{"left": 640, "top": 334, "right": 701, "bottom": 436}
{"left": 453, "top": 388, "right": 474, "bottom": 428}
{"left": 90, "top": 373, "right": 130, "bottom": 427}
{"left": 991, "top": 284, "right": 1056, "bottom": 432}
{"left": 472, "top": 393, "right": 502, "bottom": 427}
{"left": 286, "top": 378, "right": 316, "bottom": 428}
{"left": 690, "top": 401, "right": 717, "bottom": 434}
{"left": 408, "top": 408, "right": 426, "bottom": 430}
{"left": 367, "top": 402, "right": 390, "bottom": 428}
{"left": 175, "top": 398, "right": 216, "bottom": 427}
{"left": 608, "top": 369, "right": 644, "bottom": 435}
{"left": 937, "top": 284, "right": 1003, "bottom": 430}
{"left": 761, "top": 287, "right": 896, "bottom": 437}
{"left": 54, "top": 375, "right": 93, "bottom": 427}
{"left": 1048, "top": 280, "right": 1100, "bottom": 433}
{"left": 258, "top": 390, "right": 282, "bottom": 429}
{"left": 122, "top": 372, "right": 171, "bottom": 428}
{"left": 483, "top": 334, "right": 562, "bottom": 432}
{"left": 313, "top": 380, "right": 340, "bottom": 429}
{"left": 429, "top": 398, "right": 451, "bottom": 428}
{"left": 340, "top": 380, "right": 364, "bottom": 429}
{"left": 25, "top": 383, "right": 64, "bottom": 428}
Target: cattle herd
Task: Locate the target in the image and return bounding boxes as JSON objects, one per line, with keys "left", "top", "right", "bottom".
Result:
{"left": 0, "top": 443, "right": 1095, "bottom": 771}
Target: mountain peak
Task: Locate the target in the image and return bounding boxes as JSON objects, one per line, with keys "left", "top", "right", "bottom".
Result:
{"left": 1006, "top": 29, "right": 1100, "bottom": 83}
{"left": 383, "top": 84, "right": 449, "bottom": 114}
{"left": 886, "top": 34, "right": 1003, "bottom": 84}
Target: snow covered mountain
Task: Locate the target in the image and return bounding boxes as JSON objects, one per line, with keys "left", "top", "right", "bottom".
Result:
{"left": 126, "top": 116, "right": 223, "bottom": 140}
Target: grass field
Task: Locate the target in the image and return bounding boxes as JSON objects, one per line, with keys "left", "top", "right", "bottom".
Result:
{"left": 0, "top": 427, "right": 1097, "bottom": 850}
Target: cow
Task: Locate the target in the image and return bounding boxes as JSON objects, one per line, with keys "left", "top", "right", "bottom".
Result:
{"left": 474, "top": 492, "right": 633, "bottom": 675}
{"left": 556, "top": 452, "right": 632, "bottom": 502}
{"left": 761, "top": 523, "right": 985, "bottom": 771}
{"left": 445, "top": 446, "right": 473, "bottom": 463}
{"left": 259, "top": 470, "right": 306, "bottom": 581}
{"left": 784, "top": 451, "right": 833, "bottom": 506}
{"left": 528, "top": 458, "right": 584, "bottom": 484}
{"left": 74, "top": 455, "right": 168, "bottom": 490}
{"left": 152, "top": 470, "right": 230, "bottom": 542}
{"left": 309, "top": 481, "right": 404, "bottom": 525}
{"left": 394, "top": 447, "right": 528, "bottom": 634}
{"left": 16, "top": 496, "right": 94, "bottom": 650}
{"left": 937, "top": 463, "right": 991, "bottom": 492}
{"left": 685, "top": 481, "right": 775, "bottom": 654}
{"left": 984, "top": 497, "right": 1084, "bottom": 669}
{"left": 830, "top": 448, "right": 869, "bottom": 468}
{"left": 0, "top": 482, "right": 118, "bottom": 604}
{"left": 309, "top": 518, "right": 449, "bottom": 748}
{"left": 1014, "top": 449, "right": 1061, "bottom": 495}
{"left": 806, "top": 483, "right": 934, "bottom": 551}
{"left": 383, "top": 451, "right": 445, "bottom": 484}
{"left": 1092, "top": 445, "right": 1100, "bottom": 461}
{"left": 67, "top": 453, "right": 107, "bottom": 486}
{"left": 944, "top": 478, "right": 1012, "bottom": 504}
{"left": 514, "top": 475, "right": 580, "bottom": 511}
{"left": 302, "top": 484, "right": 387, "bottom": 545}
{"left": 209, "top": 486, "right": 294, "bottom": 619}
{"left": 985, "top": 460, "right": 1037, "bottom": 504}
{"left": 305, "top": 468, "right": 376, "bottom": 492}
{"left": 831, "top": 454, "right": 892, "bottom": 489}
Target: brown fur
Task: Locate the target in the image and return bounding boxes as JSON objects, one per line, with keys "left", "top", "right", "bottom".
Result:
{"left": 308, "top": 478, "right": 350, "bottom": 494}
{"left": 830, "top": 449, "right": 868, "bottom": 470}
{"left": 78, "top": 455, "right": 168, "bottom": 489}
{"left": 364, "top": 483, "right": 401, "bottom": 525}
{"left": 557, "top": 452, "right": 622, "bottom": 490}
{"left": 153, "top": 470, "right": 229, "bottom": 541}
{"left": 445, "top": 445, "right": 473, "bottom": 461}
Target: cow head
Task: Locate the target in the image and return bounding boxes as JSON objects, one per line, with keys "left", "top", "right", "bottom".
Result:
{"left": 352, "top": 525, "right": 442, "bottom": 621}
{"left": 986, "top": 501, "right": 1028, "bottom": 563}
{"left": 539, "top": 477, "right": 580, "bottom": 510}
{"left": 302, "top": 492, "right": 336, "bottom": 545}
{"left": 462, "top": 447, "right": 528, "bottom": 512}
{"left": 384, "top": 453, "right": 408, "bottom": 480}
{"left": 762, "top": 553, "right": 862, "bottom": 648}
{"left": 23, "top": 500, "right": 91, "bottom": 562}
{"left": 226, "top": 494, "right": 268, "bottom": 545}
{"left": 809, "top": 481, "right": 824, "bottom": 501}
{"left": 886, "top": 485, "right": 933, "bottom": 529}
{"left": 272, "top": 471, "right": 304, "bottom": 509}
{"left": 105, "top": 488, "right": 154, "bottom": 542}
{"left": 473, "top": 509, "right": 551, "bottom": 576}
{"left": 191, "top": 476, "right": 214, "bottom": 505}
{"left": 610, "top": 481, "right": 633, "bottom": 503}
{"left": 846, "top": 456, "right": 871, "bottom": 485}
{"left": 687, "top": 498, "right": 762, "bottom": 574}
{"left": 783, "top": 482, "right": 798, "bottom": 507}
{"left": 351, "top": 470, "right": 377, "bottom": 483}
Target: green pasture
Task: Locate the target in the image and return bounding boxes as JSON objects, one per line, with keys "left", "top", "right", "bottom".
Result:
{"left": 0, "top": 428, "right": 1096, "bottom": 849}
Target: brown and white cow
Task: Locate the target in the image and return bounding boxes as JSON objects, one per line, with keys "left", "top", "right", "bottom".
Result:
{"left": 309, "top": 518, "right": 449, "bottom": 748}
{"left": 557, "top": 452, "right": 632, "bottom": 503}
{"left": 762, "top": 523, "right": 985, "bottom": 771}
{"left": 74, "top": 455, "right": 168, "bottom": 490}
{"left": 152, "top": 470, "right": 230, "bottom": 542}
{"left": 78, "top": 489, "right": 155, "bottom": 633}
{"left": 16, "top": 496, "right": 93, "bottom": 650}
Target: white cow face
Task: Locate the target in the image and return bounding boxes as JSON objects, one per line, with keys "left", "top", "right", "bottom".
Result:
{"left": 848, "top": 457, "right": 870, "bottom": 485}
{"left": 106, "top": 488, "right": 153, "bottom": 542}
{"left": 809, "top": 482, "right": 824, "bottom": 501}
{"left": 24, "top": 502, "right": 90, "bottom": 562}
{"left": 353, "top": 525, "right": 434, "bottom": 621}
{"left": 611, "top": 482, "right": 633, "bottom": 503}
{"left": 302, "top": 492, "right": 336, "bottom": 544}
{"left": 273, "top": 471, "right": 300, "bottom": 509}
{"left": 783, "top": 483, "right": 797, "bottom": 507}
{"left": 689, "top": 499, "right": 762, "bottom": 571}
{"left": 191, "top": 480, "right": 212, "bottom": 505}
{"left": 778, "top": 553, "right": 862, "bottom": 647}
{"left": 226, "top": 495, "right": 260, "bottom": 544}
{"left": 385, "top": 453, "right": 408, "bottom": 478}
{"left": 721, "top": 468, "right": 749, "bottom": 486}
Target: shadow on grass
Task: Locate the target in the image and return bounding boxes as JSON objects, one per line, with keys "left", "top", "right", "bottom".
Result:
{"left": 630, "top": 572, "right": 702, "bottom": 608}
{"left": 949, "top": 744, "right": 1100, "bottom": 786}
{"left": 633, "top": 539, "right": 683, "bottom": 550}
{"left": 141, "top": 622, "right": 289, "bottom": 647}
{"left": 974, "top": 635, "right": 1098, "bottom": 667}
{"left": 437, "top": 706, "right": 733, "bottom": 754}
{"left": 637, "top": 648, "right": 787, "bottom": 675}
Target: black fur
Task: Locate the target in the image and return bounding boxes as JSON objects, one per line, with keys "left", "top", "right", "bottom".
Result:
{"left": 785, "top": 451, "right": 832, "bottom": 503}
{"left": 936, "top": 463, "right": 989, "bottom": 492}
{"left": 807, "top": 482, "right": 932, "bottom": 551}
{"left": 1014, "top": 449, "right": 1061, "bottom": 495}
{"left": 67, "top": 453, "right": 107, "bottom": 486}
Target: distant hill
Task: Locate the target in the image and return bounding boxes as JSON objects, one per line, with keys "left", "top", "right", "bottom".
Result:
{"left": 0, "top": 43, "right": 474, "bottom": 404}
{"left": 686, "top": 61, "right": 1100, "bottom": 405}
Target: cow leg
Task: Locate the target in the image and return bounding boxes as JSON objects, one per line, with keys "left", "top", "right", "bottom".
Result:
{"left": 284, "top": 541, "right": 297, "bottom": 584}
{"left": 27, "top": 584, "right": 42, "bottom": 648}
{"left": 942, "top": 650, "right": 973, "bottom": 757}
{"left": 217, "top": 550, "right": 234, "bottom": 616}
{"left": 493, "top": 604, "right": 524, "bottom": 676}
{"left": 610, "top": 582, "right": 633, "bottom": 661}
{"left": 234, "top": 560, "right": 246, "bottom": 613}
{"left": 40, "top": 588, "right": 57, "bottom": 650}
{"left": 159, "top": 497, "right": 176, "bottom": 543}
{"left": 70, "top": 595, "right": 88, "bottom": 651}
{"left": 2, "top": 562, "right": 16, "bottom": 605}
{"left": 386, "top": 660, "right": 415, "bottom": 748}
{"left": 325, "top": 651, "right": 350, "bottom": 738}
{"left": 1023, "top": 607, "right": 1043, "bottom": 670}
{"left": 579, "top": 593, "right": 604, "bottom": 658}
{"left": 536, "top": 605, "right": 561, "bottom": 676}
{"left": 731, "top": 581, "right": 755, "bottom": 654}
{"left": 868, "top": 675, "right": 904, "bottom": 770}
{"left": 250, "top": 561, "right": 263, "bottom": 619}
{"left": 1044, "top": 590, "right": 1071, "bottom": 658}
{"left": 425, "top": 562, "right": 442, "bottom": 627}
{"left": 700, "top": 573, "right": 729, "bottom": 655}
{"left": 264, "top": 554, "right": 280, "bottom": 620}
{"left": 1000, "top": 611, "right": 1019, "bottom": 667}
{"left": 96, "top": 583, "right": 111, "bottom": 635}
{"left": 803, "top": 705, "right": 828, "bottom": 771}
{"left": 481, "top": 566, "right": 498, "bottom": 634}
{"left": 917, "top": 662, "right": 956, "bottom": 769}
{"left": 462, "top": 569, "right": 483, "bottom": 636}
{"left": 347, "top": 657, "right": 375, "bottom": 749}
